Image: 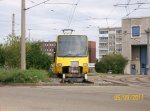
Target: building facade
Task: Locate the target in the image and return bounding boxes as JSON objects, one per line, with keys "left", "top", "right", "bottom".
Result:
{"left": 88, "top": 41, "right": 96, "bottom": 63}
{"left": 40, "top": 41, "right": 56, "bottom": 56}
{"left": 88, "top": 41, "right": 96, "bottom": 72}
{"left": 99, "top": 27, "right": 122, "bottom": 60}
{"left": 122, "top": 17, "right": 150, "bottom": 75}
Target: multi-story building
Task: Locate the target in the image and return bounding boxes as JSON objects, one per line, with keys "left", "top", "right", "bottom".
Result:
{"left": 99, "top": 27, "right": 122, "bottom": 60}
{"left": 88, "top": 41, "right": 96, "bottom": 72}
{"left": 122, "top": 17, "right": 150, "bottom": 75}
{"left": 88, "top": 41, "right": 96, "bottom": 63}
{"left": 39, "top": 41, "right": 56, "bottom": 56}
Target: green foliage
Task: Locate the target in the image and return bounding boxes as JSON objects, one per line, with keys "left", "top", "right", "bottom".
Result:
{"left": 2, "top": 34, "right": 52, "bottom": 70}
{"left": 26, "top": 43, "right": 52, "bottom": 70}
{"left": 95, "top": 53, "right": 128, "bottom": 74}
{"left": 4, "top": 41, "right": 20, "bottom": 68}
{"left": 0, "top": 69, "right": 49, "bottom": 83}
{"left": 0, "top": 45, "right": 5, "bottom": 67}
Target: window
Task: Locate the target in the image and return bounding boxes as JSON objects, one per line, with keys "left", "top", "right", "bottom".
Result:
{"left": 99, "top": 43, "right": 108, "bottom": 46}
{"left": 116, "top": 44, "right": 122, "bottom": 47}
{"left": 132, "top": 26, "right": 140, "bottom": 37}
{"left": 116, "top": 49, "right": 122, "bottom": 51}
{"left": 109, "top": 37, "right": 115, "bottom": 40}
{"left": 99, "top": 31, "right": 108, "bottom": 34}
{"left": 116, "top": 30, "right": 122, "bottom": 34}
{"left": 109, "top": 49, "right": 115, "bottom": 52}
{"left": 99, "top": 50, "right": 108, "bottom": 53}
{"left": 99, "top": 37, "right": 108, "bottom": 40}
{"left": 116, "top": 37, "right": 122, "bottom": 40}
{"left": 109, "top": 43, "right": 115, "bottom": 46}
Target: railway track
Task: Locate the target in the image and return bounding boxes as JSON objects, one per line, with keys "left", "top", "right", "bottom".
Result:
{"left": 118, "top": 76, "right": 150, "bottom": 87}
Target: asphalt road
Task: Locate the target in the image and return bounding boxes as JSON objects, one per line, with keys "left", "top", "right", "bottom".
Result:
{"left": 0, "top": 85, "right": 150, "bottom": 111}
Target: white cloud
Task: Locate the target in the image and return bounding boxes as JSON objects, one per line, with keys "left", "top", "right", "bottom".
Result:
{"left": 1, "top": 0, "right": 150, "bottom": 57}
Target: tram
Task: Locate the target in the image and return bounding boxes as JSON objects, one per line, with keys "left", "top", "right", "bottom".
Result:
{"left": 53, "top": 34, "right": 89, "bottom": 82}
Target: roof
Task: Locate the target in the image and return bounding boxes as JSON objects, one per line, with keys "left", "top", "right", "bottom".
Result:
{"left": 122, "top": 16, "right": 150, "bottom": 20}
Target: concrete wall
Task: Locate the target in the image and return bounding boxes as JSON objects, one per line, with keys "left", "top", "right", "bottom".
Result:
{"left": 88, "top": 41, "right": 96, "bottom": 63}
{"left": 132, "top": 46, "right": 140, "bottom": 61}
{"left": 122, "top": 17, "right": 150, "bottom": 74}
{"left": 131, "top": 60, "right": 141, "bottom": 75}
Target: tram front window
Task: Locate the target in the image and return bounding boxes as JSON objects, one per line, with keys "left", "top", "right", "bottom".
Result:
{"left": 58, "top": 35, "right": 87, "bottom": 57}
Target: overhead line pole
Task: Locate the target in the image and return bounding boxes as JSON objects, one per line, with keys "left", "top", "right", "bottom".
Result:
{"left": 12, "top": 13, "right": 15, "bottom": 37}
{"left": 20, "top": 0, "right": 74, "bottom": 70}
{"left": 21, "top": 0, "right": 26, "bottom": 70}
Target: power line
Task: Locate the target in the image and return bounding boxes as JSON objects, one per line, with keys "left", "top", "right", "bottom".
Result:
{"left": 67, "top": 0, "right": 80, "bottom": 28}
{"left": 98, "top": 0, "right": 123, "bottom": 28}
{"left": 25, "top": 0, "right": 51, "bottom": 10}
{"left": 110, "top": 0, "right": 150, "bottom": 27}
{"left": 114, "top": 0, "right": 149, "bottom": 16}
{"left": 44, "top": 3, "right": 77, "bottom": 5}
{"left": 114, "top": 2, "right": 150, "bottom": 7}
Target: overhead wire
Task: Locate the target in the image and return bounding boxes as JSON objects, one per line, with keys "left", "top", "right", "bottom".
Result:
{"left": 25, "top": 0, "right": 51, "bottom": 10}
{"left": 110, "top": 0, "right": 149, "bottom": 27}
{"left": 99, "top": 0, "right": 123, "bottom": 28}
{"left": 67, "top": 0, "right": 80, "bottom": 28}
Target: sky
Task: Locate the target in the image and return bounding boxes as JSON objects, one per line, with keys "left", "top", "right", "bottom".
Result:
{"left": 0, "top": 0, "right": 150, "bottom": 57}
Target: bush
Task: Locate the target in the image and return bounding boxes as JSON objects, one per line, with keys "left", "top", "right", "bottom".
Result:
{"left": 26, "top": 43, "right": 52, "bottom": 70}
{"left": 0, "top": 69, "right": 49, "bottom": 83}
{"left": 95, "top": 53, "right": 128, "bottom": 74}
{"left": 2, "top": 34, "right": 52, "bottom": 70}
{"left": 0, "top": 45, "right": 5, "bottom": 67}
{"left": 4, "top": 42, "right": 20, "bottom": 68}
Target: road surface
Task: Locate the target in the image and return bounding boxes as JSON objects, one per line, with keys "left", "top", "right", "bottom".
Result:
{"left": 0, "top": 85, "right": 150, "bottom": 111}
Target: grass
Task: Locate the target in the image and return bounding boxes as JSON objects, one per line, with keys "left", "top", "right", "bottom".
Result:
{"left": 0, "top": 69, "right": 50, "bottom": 83}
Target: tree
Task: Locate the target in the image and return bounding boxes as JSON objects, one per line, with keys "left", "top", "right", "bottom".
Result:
{"left": 95, "top": 53, "right": 128, "bottom": 74}
{"left": 3, "top": 35, "right": 20, "bottom": 68}
{"left": 2, "top": 34, "right": 52, "bottom": 70}
{"left": 26, "top": 42, "right": 52, "bottom": 70}
{"left": 0, "top": 44, "right": 5, "bottom": 67}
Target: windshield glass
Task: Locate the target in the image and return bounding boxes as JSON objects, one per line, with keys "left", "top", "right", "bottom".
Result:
{"left": 58, "top": 35, "right": 88, "bottom": 57}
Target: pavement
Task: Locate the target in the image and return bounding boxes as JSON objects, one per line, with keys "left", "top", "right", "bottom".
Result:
{"left": 0, "top": 74, "right": 150, "bottom": 111}
{"left": 0, "top": 85, "right": 150, "bottom": 111}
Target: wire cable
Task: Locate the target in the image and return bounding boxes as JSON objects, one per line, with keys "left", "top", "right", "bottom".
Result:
{"left": 67, "top": 0, "right": 80, "bottom": 28}
{"left": 25, "top": 0, "right": 51, "bottom": 10}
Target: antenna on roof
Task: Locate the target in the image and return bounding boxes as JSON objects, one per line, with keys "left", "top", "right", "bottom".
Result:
{"left": 62, "top": 29, "right": 75, "bottom": 35}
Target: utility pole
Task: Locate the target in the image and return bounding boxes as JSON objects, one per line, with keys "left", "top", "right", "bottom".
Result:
{"left": 21, "top": 0, "right": 26, "bottom": 70}
{"left": 20, "top": 0, "right": 72, "bottom": 70}
{"left": 145, "top": 28, "right": 150, "bottom": 75}
{"left": 12, "top": 13, "right": 15, "bottom": 37}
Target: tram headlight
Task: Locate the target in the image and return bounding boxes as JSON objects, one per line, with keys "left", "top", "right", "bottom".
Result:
{"left": 57, "top": 63, "right": 62, "bottom": 67}
{"left": 83, "top": 63, "right": 88, "bottom": 67}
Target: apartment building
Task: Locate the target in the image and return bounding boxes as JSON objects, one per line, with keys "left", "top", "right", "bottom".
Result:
{"left": 88, "top": 41, "right": 96, "bottom": 63}
{"left": 99, "top": 27, "right": 122, "bottom": 60}
{"left": 122, "top": 17, "right": 150, "bottom": 75}
{"left": 39, "top": 41, "right": 56, "bottom": 56}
